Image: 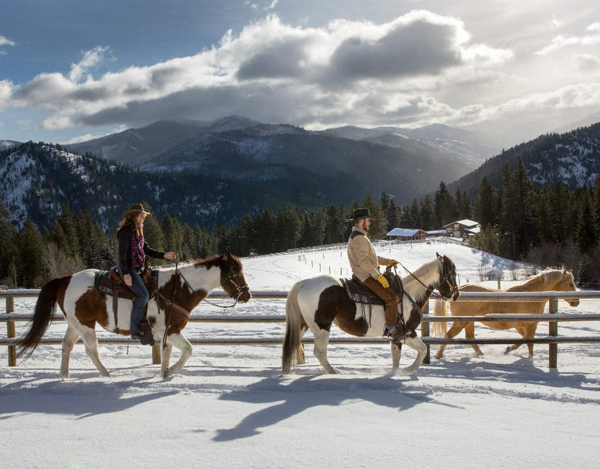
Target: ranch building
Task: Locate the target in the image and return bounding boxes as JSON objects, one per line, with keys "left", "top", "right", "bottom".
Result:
{"left": 443, "top": 219, "right": 481, "bottom": 238}
{"left": 386, "top": 228, "right": 428, "bottom": 241}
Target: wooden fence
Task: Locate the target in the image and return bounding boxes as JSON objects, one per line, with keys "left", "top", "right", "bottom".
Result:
{"left": 2, "top": 289, "right": 600, "bottom": 370}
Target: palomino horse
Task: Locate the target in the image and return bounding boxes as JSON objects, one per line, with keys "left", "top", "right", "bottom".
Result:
{"left": 282, "top": 254, "right": 460, "bottom": 375}
{"left": 433, "top": 269, "right": 578, "bottom": 359}
{"left": 17, "top": 251, "right": 251, "bottom": 378}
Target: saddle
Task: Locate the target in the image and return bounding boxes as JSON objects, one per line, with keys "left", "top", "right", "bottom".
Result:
{"left": 340, "top": 267, "right": 402, "bottom": 306}
{"left": 94, "top": 266, "right": 157, "bottom": 334}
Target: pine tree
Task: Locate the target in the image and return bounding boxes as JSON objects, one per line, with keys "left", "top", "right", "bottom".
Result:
{"left": 0, "top": 203, "right": 19, "bottom": 285}
{"left": 19, "top": 218, "right": 45, "bottom": 287}
{"left": 143, "top": 211, "right": 165, "bottom": 257}
{"left": 510, "top": 157, "right": 536, "bottom": 257}
{"left": 575, "top": 191, "right": 598, "bottom": 254}
{"left": 162, "top": 215, "right": 183, "bottom": 255}
{"left": 57, "top": 203, "right": 80, "bottom": 258}
{"left": 474, "top": 177, "right": 497, "bottom": 229}
{"left": 420, "top": 196, "right": 435, "bottom": 231}
{"left": 434, "top": 181, "right": 457, "bottom": 227}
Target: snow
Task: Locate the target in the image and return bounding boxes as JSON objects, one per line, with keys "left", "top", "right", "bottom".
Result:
{"left": 1, "top": 241, "right": 599, "bottom": 469}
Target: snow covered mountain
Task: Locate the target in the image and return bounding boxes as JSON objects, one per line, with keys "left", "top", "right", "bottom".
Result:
{"left": 0, "top": 142, "right": 251, "bottom": 230}
{"left": 448, "top": 123, "right": 600, "bottom": 194}
{"left": 0, "top": 140, "right": 21, "bottom": 151}
{"left": 68, "top": 116, "right": 495, "bottom": 177}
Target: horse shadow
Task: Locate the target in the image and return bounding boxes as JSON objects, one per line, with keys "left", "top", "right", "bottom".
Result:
{"left": 211, "top": 372, "right": 458, "bottom": 442}
{"left": 0, "top": 367, "right": 177, "bottom": 420}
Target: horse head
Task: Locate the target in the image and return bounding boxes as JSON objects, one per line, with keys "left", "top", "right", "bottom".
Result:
{"left": 436, "top": 253, "right": 460, "bottom": 301}
{"left": 220, "top": 251, "right": 252, "bottom": 303}
{"left": 560, "top": 269, "right": 579, "bottom": 307}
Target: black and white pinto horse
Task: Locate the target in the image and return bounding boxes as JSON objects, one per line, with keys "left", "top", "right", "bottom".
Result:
{"left": 282, "top": 254, "right": 459, "bottom": 374}
{"left": 17, "top": 252, "right": 251, "bottom": 378}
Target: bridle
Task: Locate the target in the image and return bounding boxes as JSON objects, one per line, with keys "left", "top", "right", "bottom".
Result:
{"left": 159, "top": 258, "right": 249, "bottom": 348}
{"left": 395, "top": 256, "right": 458, "bottom": 301}
{"left": 175, "top": 259, "right": 249, "bottom": 309}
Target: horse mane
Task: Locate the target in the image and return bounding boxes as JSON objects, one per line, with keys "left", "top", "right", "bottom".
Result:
{"left": 402, "top": 258, "right": 443, "bottom": 303}
{"left": 508, "top": 269, "right": 566, "bottom": 291}
{"left": 155, "top": 254, "right": 223, "bottom": 272}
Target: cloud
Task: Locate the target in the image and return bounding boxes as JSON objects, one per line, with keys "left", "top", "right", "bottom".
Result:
{"left": 536, "top": 22, "right": 600, "bottom": 55}
{"left": 576, "top": 54, "right": 600, "bottom": 72}
{"left": 0, "top": 35, "right": 16, "bottom": 54}
{"left": 68, "top": 46, "right": 111, "bottom": 82}
{"left": 0, "top": 12, "right": 526, "bottom": 132}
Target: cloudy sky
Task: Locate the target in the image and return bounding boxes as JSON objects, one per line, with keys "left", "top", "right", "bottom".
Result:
{"left": 1, "top": 0, "right": 599, "bottom": 146}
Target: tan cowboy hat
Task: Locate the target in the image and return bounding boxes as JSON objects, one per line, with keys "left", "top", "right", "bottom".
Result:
{"left": 122, "top": 203, "right": 151, "bottom": 218}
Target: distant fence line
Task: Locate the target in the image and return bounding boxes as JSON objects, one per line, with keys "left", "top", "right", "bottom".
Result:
{"left": 2, "top": 289, "right": 600, "bottom": 370}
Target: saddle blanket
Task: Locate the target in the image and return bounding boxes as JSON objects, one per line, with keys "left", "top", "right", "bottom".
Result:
{"left": 340, "top": 276, "right": 386, "bottom": 306}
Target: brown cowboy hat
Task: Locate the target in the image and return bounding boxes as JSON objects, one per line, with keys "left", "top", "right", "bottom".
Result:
{"left": 122, "top": 203, "right": 151, "bottom": 218}
{"left": 347, "top": 207, "right": 375, "bottom": 222}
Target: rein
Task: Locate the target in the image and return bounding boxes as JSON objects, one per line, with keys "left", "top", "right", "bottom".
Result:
{"left": 395, "top": 259, "right": 452, "bottom": 301}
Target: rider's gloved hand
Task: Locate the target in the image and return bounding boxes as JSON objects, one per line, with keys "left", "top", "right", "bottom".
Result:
{"left": 377, "top": 274, "right": 389, "bottom": 289}
{"left": 388, "top": 259, "right": 398, "bottom": 267}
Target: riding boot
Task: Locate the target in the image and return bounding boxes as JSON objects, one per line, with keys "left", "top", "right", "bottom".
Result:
{"left": 139, "top": 322, "right": 155, "bottom": 346}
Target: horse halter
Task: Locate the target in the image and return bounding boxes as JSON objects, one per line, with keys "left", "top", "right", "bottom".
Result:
{"left": 438, "top": 257, "right": 460, "bottom": 300}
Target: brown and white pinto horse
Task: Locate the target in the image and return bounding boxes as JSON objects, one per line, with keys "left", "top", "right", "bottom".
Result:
{"left": 433, "top": 269, "right": 578, "bottom": 359}
{"left": 282, "top": 254, "right": 459, "bottom": 375}
{"left": 17, "top": 251, "right": 251, "bottom": 378}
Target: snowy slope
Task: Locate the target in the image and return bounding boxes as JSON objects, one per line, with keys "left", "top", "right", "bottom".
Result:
{"left": 1, "top": 241, "right": 599, "bottom": 469}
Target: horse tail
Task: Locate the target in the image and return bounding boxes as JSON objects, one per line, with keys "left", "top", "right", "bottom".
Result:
{"left": 432, "top": 299, "right": 448, "bottom": 338}
{"left": 17, "top": 276, "right": 70, "bottom": 359}
{"left": 282, "top": 280, "right": 304, "bottom": 374}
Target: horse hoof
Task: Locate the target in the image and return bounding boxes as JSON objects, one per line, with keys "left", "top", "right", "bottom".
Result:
{"left": 163, "top": 369, "right": 170, "bottom": 379}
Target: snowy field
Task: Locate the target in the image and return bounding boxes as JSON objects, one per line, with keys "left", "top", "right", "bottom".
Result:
{"left": 1, "top": 240, "right": 599, "bottom": 469}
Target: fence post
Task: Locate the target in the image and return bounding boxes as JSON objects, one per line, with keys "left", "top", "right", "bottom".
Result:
{"left": 152, "top": 344, "right": 161, "bottom": 364}
{"left": 422, "top": 300, "right": 430, "bottom": 364}
{"left": 6, "top": 296, "right": 17, "bottom": 366}
{"left": 549, "top": 298, "right": 558, "bottom": 369}
{"left": 497, "top": 274, "right": 501, "bottom": 289}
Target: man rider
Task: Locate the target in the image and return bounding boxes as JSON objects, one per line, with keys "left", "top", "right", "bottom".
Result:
{"left": 347, "top": 208, "right": 408, "bottom": 343}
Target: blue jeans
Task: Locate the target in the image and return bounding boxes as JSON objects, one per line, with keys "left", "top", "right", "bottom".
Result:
{"left": 121, "top": 269, "right": 149, "bottom": 333}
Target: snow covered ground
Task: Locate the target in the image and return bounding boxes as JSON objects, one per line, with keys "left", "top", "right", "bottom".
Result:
{"left": 1, "top": 240, "right": 599, "bottom": 469}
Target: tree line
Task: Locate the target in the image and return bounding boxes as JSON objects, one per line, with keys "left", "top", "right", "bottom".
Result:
{"left": 1, "top": 156, "right": 598, "bottom": 288}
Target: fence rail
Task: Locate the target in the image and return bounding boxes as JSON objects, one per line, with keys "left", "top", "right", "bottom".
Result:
{"left": 2, "top": 289, "right": 600, "bottom": 370}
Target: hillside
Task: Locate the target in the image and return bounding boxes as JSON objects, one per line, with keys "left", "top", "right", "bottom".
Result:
{"left": 448, "top": 123, "right": 600, "bottom": 194}
{"left": 1, "top": 241, "right": 598, "bottom": 469}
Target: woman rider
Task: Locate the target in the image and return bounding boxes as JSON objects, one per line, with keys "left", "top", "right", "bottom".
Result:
{"left": 117, "top": 203, "right": 176, "bottom": 341}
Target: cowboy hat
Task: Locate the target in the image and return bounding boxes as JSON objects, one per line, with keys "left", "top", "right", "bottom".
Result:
{"left": 348, "top": 207, "right": 375, "bottom": 222}
{"left": 122, "top": 203, "right": 151, "bottom": 218}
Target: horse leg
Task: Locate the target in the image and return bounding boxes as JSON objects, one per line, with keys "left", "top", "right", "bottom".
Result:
{"left": 162, "top": 332, "right": 192, "bottom": 378}
{"left": 313, "top": 329, "right": 336, "bottom": 374}
{"left": 505, "top": 325, "right": 536, "bottom": 355}
{"left": 160, "top": 341, "right": 174, "bottom": 378}
{"left": 78, "top": 326, "right": 110, "bottom": 377}
{"left": 60, "top": 324, "right": 80, "bottom": 379}
{"left": 465, "top": 322, "right": 484, "bottom": 356}
{"left": 297, "top": 326, "right": 308, "bottom": 365}
{"left": 435, "top": 321, "right": 468, "bottom": 359}
{"left": 391, "top": 342, "right": 402, "bottom": 369}
{"left": 400, "top": 336, "right": 427, "bottom": 374}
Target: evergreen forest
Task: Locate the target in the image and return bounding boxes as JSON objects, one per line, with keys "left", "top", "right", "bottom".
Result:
{"left": 1, "top": 157, "right": 598, "bottom": 289}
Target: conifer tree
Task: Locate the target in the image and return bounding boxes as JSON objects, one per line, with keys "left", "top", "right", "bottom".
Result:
{"left": 420, "top": 196, "right": 435, "bottom": 231}
{"left": 434, "top": 182, "right": 456, "bottom": 227}
{"left": 575, "top": 191, "right": 598, "bottom": 254}
{"left": 474, "top": 177, "right": 497, "bottom": 229}
{"left": 57, "top": 203, "right": 80, "bottom": 258}
{"left": 19, "top": 218, "right": 45, "bottom": 287}
{"left": 0, "top": 203, "right": 19, "bottom": 285}
{"left": 162, "top": 215, "right": 183, "bottom": 255}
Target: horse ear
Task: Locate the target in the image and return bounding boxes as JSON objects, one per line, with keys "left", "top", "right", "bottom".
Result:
{"left": 436, "top": 252, "right": 441, "bottom": 258}
{"left": 223, "top": 250, "right": 231, "bottom": 260}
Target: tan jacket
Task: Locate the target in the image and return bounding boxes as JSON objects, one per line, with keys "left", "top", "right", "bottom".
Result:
{"left": 347, "top": 227, "right": 391, "bottom": 282}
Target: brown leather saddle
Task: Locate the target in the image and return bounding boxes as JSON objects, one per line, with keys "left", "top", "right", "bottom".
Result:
{"left": 94, "top": 266, "right": 157, "bottom": 333}
{"left": 340, "top": 267, "right": 403, "bottom": 306}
